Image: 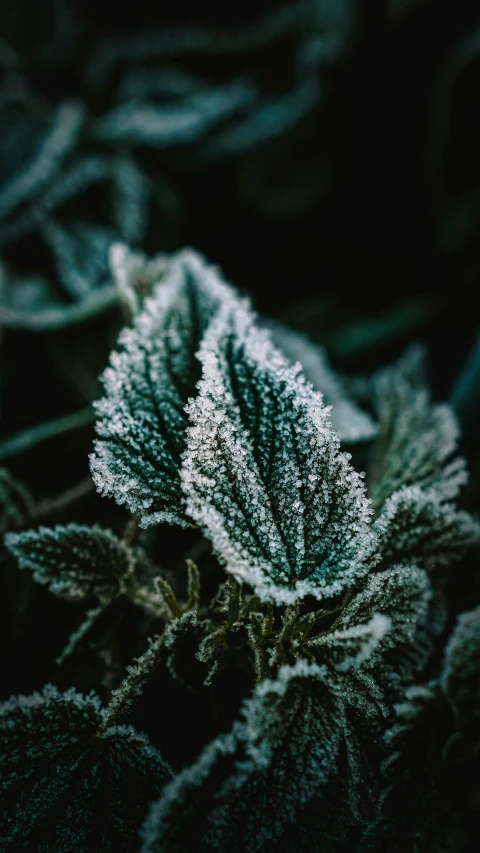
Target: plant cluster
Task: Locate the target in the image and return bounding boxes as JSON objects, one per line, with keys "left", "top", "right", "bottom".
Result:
{"left": 1, "top": 246, "right": 479, "bottom": 851}
{"left": 1, "top": 1, "right": 480, "bottom": 850}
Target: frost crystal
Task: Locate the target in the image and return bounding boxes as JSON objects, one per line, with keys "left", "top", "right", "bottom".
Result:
{"left": 90, "top": 249, "right": 243, "bottom": 527}
{"left": 141, "top": 657, "right": 385, "bottom": 853}
{"left": 307, "top": 613, "right": 391, "bottom": 671}
{"left": 0, "top": 684, "right": 171, "bottom": 852}
{"left": 109, "top": 242, "right": 170, "bottom": 318}
{"left": 368, "top": 345, "right": 467, "bottom": 509}
{"left": 374, "top": 484, "right": 480, "bottom": 570}
{"left": 267, "top": 319, "right": 378, "bottom": 443}
{"left": 360, "top": 604, "right": 480, "bottom": 852}
{"left": 333, "top": 564, "right": 436, "bottom": 691}
{"left": 182, "top": 304, "right": 377, "bottom": 603}
{"left": 5, "top": 523, "right": 135, "bottom": 602}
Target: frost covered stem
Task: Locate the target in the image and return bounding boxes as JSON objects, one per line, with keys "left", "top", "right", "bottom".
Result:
{"left": 226, "top": 575, "right": 241, "bottom": 625}
{"left": 100, "top": 633, "right": 166, "bottom": 731}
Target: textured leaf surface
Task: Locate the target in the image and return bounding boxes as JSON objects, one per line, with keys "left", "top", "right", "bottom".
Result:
{"left": 141, "top": 658, "right": 385, "bottom": 853}
{"left": 5, "top": 524, "right": 135, "bottom": 601}
{"left": 368, "top": 346, "right": 467, "bottom": 509}
{"left": 441, "top": 603, "right": 480, "bottom": 731}
{"left": 374, "top": 484, "right": 480, "bottom": 570}
{"left": 0, "top": 685, "right": 171, "bottom": 852}
{"left": 90, "top": 249, "right": 241, "bottom": 527}
{"left": 333, "top": 564, "right": 436, "bottom": 692}
{"left": 306, "top": 613, "right": 391, "bottom": 671}
{"left": 182, "top": 305, "right": 377, "bottom": 603}
{"left": 361, "top": 605, "right": 480, "bottom": 853}
{"left": 268, "top": 320, "right": 378, "bottom": 443}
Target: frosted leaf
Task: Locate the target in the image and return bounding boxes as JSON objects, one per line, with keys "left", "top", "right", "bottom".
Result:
{"left": 0, "top": 468, "right": 34, "bottom": 533}
{"left": 141, "top": 658, "right": 384, "bottom": 853}
{"left": 86, "top": 0, "right": 342, "bottom": 87}
{"left": 0, "top": 100, "right": 84, "bottom": 223}
{"left": 200, "top": 80, "right": 319, "bottom": 160}
{"left": 163, "top": 609, "right": 210, "bottom": 689}
{"left": 333, "top": 564, "right": 435, "bottom": 691}
{"left": 267, "top": 319, "right": 378, "bottom": 443}
{"left": 307, "top": 613, "right": 391, "bottom": 671}
{"left": 42, "top": 218, "right": 117, "bottom": 298}
{"left": 5, "top": 523, "right": 135, "bottom": 602}
{"left": 90, "top": 249, "right": 243, "bottom": 527}
{"left": 92, "top": 78, "right": 256, "bottom": 148}
{"left": 441, "top": 603, "right": 480, "bottom": 732}
{"left": 368, "top": 345, "right": 467, "bottom": 509}
{"left": 0, "top": 684, "right": 171, "bottom": 852}
{"left": 109, "top": 242, "right": 170, "bottom": 318}
{"left": 182, "top": 305, "right": 377, "bottom": 603}
{"left": 361, "top": 606, "right": 480, "bottom": 852}
{"left": 111, "top": 155, "right": 150, "bottom": 245}
{"left": 374, "top": 484, "right": 480, "bottom": 570}
{"left": 103, "top": 633, "right": 167, "bottom": 728}
{"left": 0, "top": 154, "right": 111, "bottom": 251}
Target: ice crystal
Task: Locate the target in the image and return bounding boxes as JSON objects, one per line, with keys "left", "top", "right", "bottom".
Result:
{"left": 90, "top": 249, "right": 243, "bottom": 527}
{"left": 5, "top": 523, "right": 135, "bottom": 602}
{"left": 182, "top": 303, "right": 377, "bottom": 603}
{"left": 333, "top": 564, "right": 436, "bottom": 691}
{"left": 0, "top": 684, "right": 171, "bottom": 852}
{"left": 266, "top": 320, "right": 378, "bottom": 443}
{"left": 41, "top": 218, "right": 117, "bottom": 299}
{"left": 306, "top": 613, "right": 391, "bottom": 671}
{"left": 141, "top": 656, "right": 385, "bottom": 853}
{"left": 142, "top": 558, "right": 443, "bottom": 851}
{"left": 103, "top": 633, "right": 167, "bottom": 728}
{"left": 109, "top": 242, "right": 170, "bottom": 319}
{"left": 368, "top": 345, "right": 467, "bottom": 510}
{"left": 374, "top": 484, "right": 480, "bottom": 570}
{"left": 361, "top": 604, "right": 480, "bottom": 852}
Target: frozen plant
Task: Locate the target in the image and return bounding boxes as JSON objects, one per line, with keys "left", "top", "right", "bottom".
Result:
{"left": 2, "top": 246, "right": 480, "bottom": 851}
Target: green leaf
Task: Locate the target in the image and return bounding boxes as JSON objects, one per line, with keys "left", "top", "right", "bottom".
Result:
{"left": 182, "top": 305, "right": 377, "bottom": 603}
{"left": 361, "top": 605, "right": 480, "bottom": 853}
{"left": 163, "top": 609, "right": 209, "bottom": 689}
{"left": 141, "top": 658, "right": 385, "bottom": 853}
{"left": 441, "top": 603, "right": 480, "bottom": 733}
{"left": 0, "top": 684, "right": 171, "bottom": 852}
{"left": 374, "top": 484, "right": 480, "bottom": 570}
{"left": 109, "top": 242, "right": 171, "bottom": 320}
{"left": 90, "top": 249, "right": 242, "bottom": 527}
{"left": 368, "top": 345, "right": 467, "bottom": 510}
{"left": 333, "top": 564, "right": 436, "bottom": 693}
{"left": 5, "top": 523, "right": 135, "bottom": 602}
{"left": 267, "top": 319, "right": 378, "bottom": 443}
{"left": 306, "top": 613, "right": 391, "bottom": 671}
